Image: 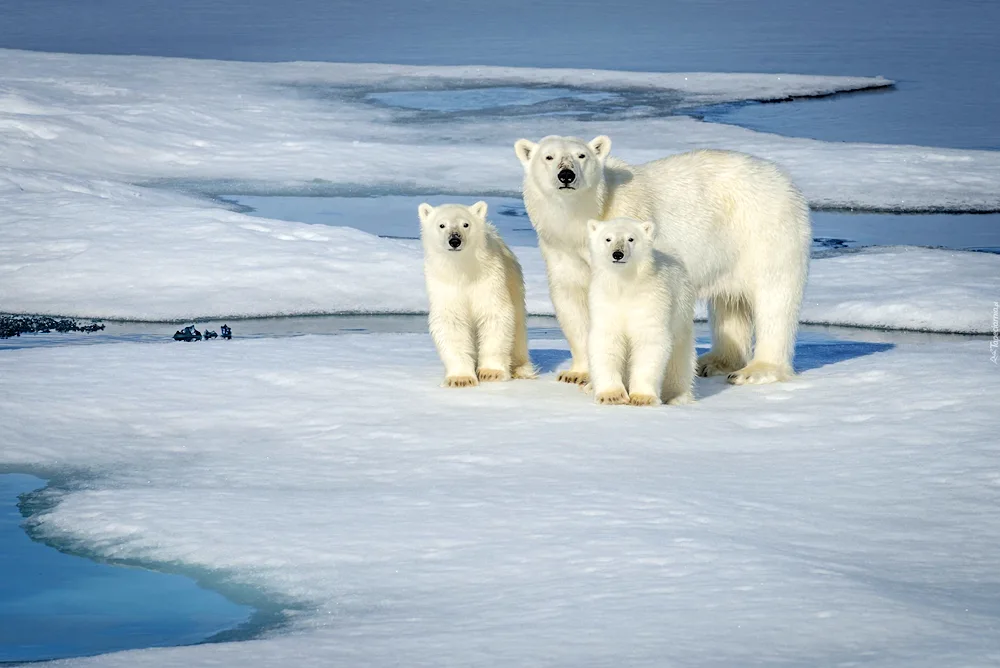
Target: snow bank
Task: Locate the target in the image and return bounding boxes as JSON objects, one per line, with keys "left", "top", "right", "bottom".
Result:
{"left": 2, "top": 332, "right": 998, "bottom": 667}
{"left": 1, "top": 48, "right": 999, "bottom": 211}
{"left": 803, "top": 246, "right": 1000, "bottom": 333}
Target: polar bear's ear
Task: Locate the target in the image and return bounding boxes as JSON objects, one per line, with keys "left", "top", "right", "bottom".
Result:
{"left": 640, "top": 220, "right": 655, "bottom": 238}
{"left": 417, "top": 203, "right": 435, "bottom": 224}
{"left": 588, "top": 135, "right": 612, "bottom": 159}
{"left": 468, "top": 201, "right": 488, "bottom": 219}
{"left": 587, "top": 219, "right": 600, "bottom": 234}
{"left": 514, "top": 139, "right": 537, "bottom": 166}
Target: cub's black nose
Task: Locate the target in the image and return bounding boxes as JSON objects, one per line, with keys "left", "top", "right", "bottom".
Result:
{"left": 557, "top": 168, "right": 576, "bottom": 185}
{"left": 448, "top": 235, "right": 462, "bottom": 248}
{"left": 612, "top": 250, "right": 625, "bottom": 261}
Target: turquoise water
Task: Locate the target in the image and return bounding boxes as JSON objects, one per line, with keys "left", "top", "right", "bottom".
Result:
{"left": 0, "top": 474, "right": 254, "bottom": 664}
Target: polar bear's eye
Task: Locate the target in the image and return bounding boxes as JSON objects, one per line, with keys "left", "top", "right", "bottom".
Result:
{"left": 605, "top": 237, "right": 611, "bottom": 243}
{"left": 439, "top": 224, "right": 445, "bottom": 229}
{"left": 545, "top": 156, "right": 554, "bottom": 161}
{"left": 578, "top": 154, "right": 586, "bottom": 159}
{"left": 628, "top": 237, "right": 634, "bottom": 242}
{"left": 463, "top": 222, "right": 469, "bottom": 228}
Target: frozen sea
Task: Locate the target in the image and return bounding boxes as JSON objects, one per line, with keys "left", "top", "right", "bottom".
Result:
{"left": 2, "top": 1, "right": 999, "bottom": 666}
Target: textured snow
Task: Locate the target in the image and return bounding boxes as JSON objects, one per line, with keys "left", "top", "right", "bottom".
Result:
{"left": 2, "top": 171, "right": 996, "bottom": 332}
{"left": 1, "top": 48, "right": 998, "bottom": 212}
{"left": 2, "top": 332, "right": 999, "bottom": 667}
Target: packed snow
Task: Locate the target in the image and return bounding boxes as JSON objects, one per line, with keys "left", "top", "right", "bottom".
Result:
{"left": 2, "top": 332, "right": 999, "bottom": 667}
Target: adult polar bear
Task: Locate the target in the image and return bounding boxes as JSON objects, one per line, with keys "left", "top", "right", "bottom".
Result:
{"left": 515, "top": 135, "right": 811, "bottom": 385}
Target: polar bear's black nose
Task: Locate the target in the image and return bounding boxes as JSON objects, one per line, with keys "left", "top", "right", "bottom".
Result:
{"left": 557, "top": 168, "right": 576, "bottom": 185}
{"left": 612, "top": 250, "right": 625, "bottom": 261}
{"left": 448, "top": 235, "right": 462, "bottom": 249}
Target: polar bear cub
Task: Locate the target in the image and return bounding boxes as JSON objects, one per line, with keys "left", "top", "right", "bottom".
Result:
{"left": 587, "top": 217, "right": 695, "bottom": 406}
{"left": 419, "top": 201, "right": 536, "bottom": 387}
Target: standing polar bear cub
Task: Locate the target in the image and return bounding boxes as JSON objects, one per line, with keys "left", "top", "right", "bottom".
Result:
{"left": 515, "top": 135, "right": 811, "bottom": 385}
{"left": 419, "top": 201, "right": 536, "bottom": 387}
{"left": 588, "top": 218, "right": 695, "bottom": 406}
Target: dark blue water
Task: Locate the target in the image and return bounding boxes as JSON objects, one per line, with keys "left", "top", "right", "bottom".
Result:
{"left": 1, "top": 0, "right": 997, "bottom": 151}
{"left": 0, "top": 474, "right": 253, "bottom": 664}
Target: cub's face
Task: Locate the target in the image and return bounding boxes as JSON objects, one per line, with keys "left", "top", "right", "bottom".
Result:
{"left": 588, "top": 218, "right": 655, "bottom": 269}
{"left": 418, "top": 201, "right": 488, "bottom": 253}
{"left": 514, "top": 135, "right": 611, "bottom": 196}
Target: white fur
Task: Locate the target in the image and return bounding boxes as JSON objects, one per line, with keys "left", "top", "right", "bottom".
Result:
{"left": 587, "top": 218, "right": 695, "bottom": 406}
{"left": 515, "top": 135, "right": 811, "bottom": 385}
{"left": 419, "top": 202, "right": 536, "bottom": 387}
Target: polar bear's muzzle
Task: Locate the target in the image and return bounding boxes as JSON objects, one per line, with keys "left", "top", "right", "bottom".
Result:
{"left": 448, "top": 233, "right": 463, "bottom": 250}
{"left": 557, "top": 168, "right": 577, "bottom": 189}
{"left": 610, "top": 243, "right": 630, "bottom": 264}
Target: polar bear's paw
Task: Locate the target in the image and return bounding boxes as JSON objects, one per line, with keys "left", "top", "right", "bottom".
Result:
{"left": 628, "top": 392, "right": 661, "bottom": 407}
{"left": 477, "top": 368, "right": 511, "bottom": 382}
{"left": 696, "top": 352, "right": 745, "bottom": 377}
{"left": 665, "top": 391, "right": 695, "bottom": 406}
{"left": 595, "top": 386, "right": 629, "bottom": 405}
{"left": 512, "top": 363, "right": 538, "bottom": 380}
{"left": 445, "top": 374, "right": 479, "bottom": 388}
{"left": 558, "top": 370, "right": 590, "bottom": 385}
{"left": 727, "top": 361, "right": 792, "bottom": 385}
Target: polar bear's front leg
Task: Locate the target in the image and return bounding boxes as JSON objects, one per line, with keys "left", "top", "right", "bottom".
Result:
{"left": 627, "top": 333, "right": 669, "bottom": 407}
{"left": 429, "top": 309, "right": 478, "bottom": 388}
{"left": 475, "top": 298, "right": 515, "bottom": 382}
{"left": 588, "top": 322, "right": 628, "bottom": 405}
{"left": 549, "top": 275, "right": 592, "bottom": 385}
{"left": 662, "top": 316, "right": 696, "bottom": 406}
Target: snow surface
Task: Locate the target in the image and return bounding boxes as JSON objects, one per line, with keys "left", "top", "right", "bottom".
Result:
{"left": 2, "top": 332, "right": 999, "bottom": 667}
{"left": 2, "top": 170, "right": 996, "bottom": 332}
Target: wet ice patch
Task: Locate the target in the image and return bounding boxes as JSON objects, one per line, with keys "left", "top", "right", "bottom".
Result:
{"left": 230, "top": 195, "right": 1000, "bottom": 256}
{"left": 365, "top": 86, "right": 621, "bottom": 114}
{"left": 226, "top": 194, "right": 538, "bottom": 246}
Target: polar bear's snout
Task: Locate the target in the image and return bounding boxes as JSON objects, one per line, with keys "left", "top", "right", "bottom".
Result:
{"left": 448, "top": 233, "right": 463, "bottom": 250}
{"left": 610, "top": 241, "right": 632, "bottom": 264}
{"left": 557, "top": 167, "right": 576, "bottom": 188}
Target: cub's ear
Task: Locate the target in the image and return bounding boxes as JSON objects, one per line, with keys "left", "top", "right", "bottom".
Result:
{"left": 588, "top": 135, "right": 611, "bottom": 159}
{"left": 417, "top": 203, "right": 434, "bottom": 224}
{"left": 587, "top": 219, "right": 600, "bottom": 234}
{"left": 514, "top": 139, "right": 537, "bottom": 166}
{"left": 468, "top": 201, "right": 488, "bottom": 219}
{"left": 641, "top": 220, "right": 655, "bottom": 237}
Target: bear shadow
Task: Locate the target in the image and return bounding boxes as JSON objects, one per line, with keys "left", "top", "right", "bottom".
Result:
{"left": 530, "top": 340, "right": 894, "bottom": 399}
{"left": 529, "top": 348, "right": 573, "bottom": 375}
{"left": 696, "top": 339, "right": 896, "bottom": 399}
{"left": 792, "top": 341, "right": 895, "bottom": 374}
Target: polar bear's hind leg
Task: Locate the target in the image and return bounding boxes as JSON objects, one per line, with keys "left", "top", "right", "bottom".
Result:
{"left": 728, "top": 281, "right": 799, "bottom": 385}
{"left": 697, "top": 294, "right": 752, "bottom": 377}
